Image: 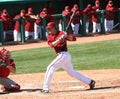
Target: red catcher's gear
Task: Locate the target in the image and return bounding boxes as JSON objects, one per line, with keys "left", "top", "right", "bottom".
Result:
{"left": 0, "top": 48, "right": 10, "bottom": 56}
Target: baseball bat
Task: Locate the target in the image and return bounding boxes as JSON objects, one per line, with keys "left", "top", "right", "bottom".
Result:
{"left": 65, "top": 9, "right": 77, "bottom": 32}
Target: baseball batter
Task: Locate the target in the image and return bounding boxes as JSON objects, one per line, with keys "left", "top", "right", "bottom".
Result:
{"left": 0, "top": 48, "right": 20, "bottom": 93}
{"left": 14, "top": 9, "right": 26, "bottom": 41}
{"left": 41, "top": 22, "right": 95, "bottom": 93}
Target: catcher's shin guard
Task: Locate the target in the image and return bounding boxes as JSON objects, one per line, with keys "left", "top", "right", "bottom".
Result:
{"left": 4, "top": 84, "right": 20, "bottom": 92}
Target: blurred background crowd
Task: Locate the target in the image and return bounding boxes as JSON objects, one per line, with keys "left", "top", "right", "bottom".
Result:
{"left": 0, "top": 0, "right": 120, "bottom": 44}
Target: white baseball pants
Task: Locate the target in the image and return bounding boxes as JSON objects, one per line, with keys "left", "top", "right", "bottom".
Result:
{"left": 104, "top": 19, "right": 114, "bottom": 32}
{"left": 42, "top": 51, "right": 92, "bottom": 90}
{"left": 59, "top": 24, "right": 62, "bottom": 31}
{"left": 13, "top": 30, "right": 21, "bottom": 41}
{"left": 86, "top": 22, "right": 90, "bottom": 33}
{"left": 71, "top": 23, "right": 80, "bottom": 35}
{"left": 34, "top": 23, "right": 42, "bottom": 39}
{"left": 92, "top": 22, "right": 101, "bottom": 33}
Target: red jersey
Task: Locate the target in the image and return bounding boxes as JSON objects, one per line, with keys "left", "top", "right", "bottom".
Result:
{"left": 83, "top": 7, "right": 93, "bottom": 22}
{"left": 1, "top": 14, "right": 14, "bottom": 31}
{"left": 59, "top": 10, "right": 72, "bottom": 25}
{"left": 105, "top": 5, "right": 118, "bottom": 20}
{"left": 0, "top": 59, "right": 15, "bottom": 78}
{"left": 40, "top": 12, "right": 54, "bottom": 23}
{"left": 71, "top": 8, "right": 83, "bottom": 24}
{"left": 47, "top": 31, "right": 76, "bottom": 54}
{"left": 35, "top": 18, "right": 41, "bottom": 26}
{"left": 14, "top": 14, "right": 22, "bottom": 32}
{"left": 25, "top": 14, "right": 36, "bottom": 32}
{"left": 91, "top": 6, "right": 101, "bottom": 23}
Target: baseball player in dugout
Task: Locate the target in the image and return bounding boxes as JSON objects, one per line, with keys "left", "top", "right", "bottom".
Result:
{"left": 83, "top": 4, "right": 93, "bottom": 34}
{"left": 25, "top": 7, "right": 40, "bottom": 40}
{"left": 40, "top": 22, "right": 95, "bottom": 93}
{"left": 71, "top": 4, "right": 83, "bottom": 36}
{"left": 105, "top": 0, "right": 119, "bottom": 32}
{"left": 14, "top": 9, "right": 26, "bottom": 42}
{"left": 0, "top": 9, "right": 14, "bottom": 41}
{"left": 39, "top": 8, "right": 55, "bottom": 37}
{"left": 92, "top": 0, "right": 102, "bottom": 34}
{"left": 0, "top": 48, "right": 20, "bottom": 93}
{"left": 59, "top": 5, "right": 72, "bottom": 32}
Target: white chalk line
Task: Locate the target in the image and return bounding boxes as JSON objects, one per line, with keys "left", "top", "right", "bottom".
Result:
{"left": 68, "top": 86, "right": 85, "bottom": 89}
{"left": 35, "top": 88, "right": 120, "bottom": 98}
{"left": 55, "top": 80, "right": 85, "bottom": 89}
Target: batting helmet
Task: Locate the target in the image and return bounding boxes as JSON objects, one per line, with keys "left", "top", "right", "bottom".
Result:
{"left": 46, "top": 22, "right": 56, "bottom": 29}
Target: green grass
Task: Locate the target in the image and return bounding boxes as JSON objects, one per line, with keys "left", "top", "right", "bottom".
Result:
{"left": 11, "top": 39, "right": 120, "bottom": 74}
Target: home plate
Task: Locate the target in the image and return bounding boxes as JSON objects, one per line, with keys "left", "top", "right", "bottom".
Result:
{"left": 68, "top": 86, "right": 85, "bottom": 89}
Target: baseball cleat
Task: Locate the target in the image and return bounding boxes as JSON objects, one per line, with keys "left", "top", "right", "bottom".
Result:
{"left": 40, "top": 89, "right": 49, "bottom": 93}
{"left": 89, "top": 80, "right": 95, "bottom": 90}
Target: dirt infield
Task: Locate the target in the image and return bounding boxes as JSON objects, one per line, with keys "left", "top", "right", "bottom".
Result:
{"left": 0, "top": 33, "right": 120, "bottom": 99}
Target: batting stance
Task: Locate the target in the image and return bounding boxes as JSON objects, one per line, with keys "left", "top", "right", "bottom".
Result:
{"left": 41, "top": 22, "right": 95, "bottom": 93}
{"left": 0, "top": 48, "right": 20, "bottom": 93}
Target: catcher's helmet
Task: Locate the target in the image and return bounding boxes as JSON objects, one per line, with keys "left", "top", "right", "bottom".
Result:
{"left": 0, "top": 48, "right": 10, "bottom": 57}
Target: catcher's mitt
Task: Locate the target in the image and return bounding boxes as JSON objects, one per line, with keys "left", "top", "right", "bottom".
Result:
{"left": 0, "top": 60, "right": 8, "bottom": 68}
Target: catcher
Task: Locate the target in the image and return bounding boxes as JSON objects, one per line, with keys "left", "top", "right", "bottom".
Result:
{"left": 0, "top": 48, "right": 20, "bottom": 93}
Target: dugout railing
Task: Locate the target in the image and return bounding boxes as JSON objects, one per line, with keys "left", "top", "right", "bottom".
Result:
{"left": 0, "top": 10, "right": 120, "bottom": 45}
{"left": 0, "top": 14, "right": 66, "bottom": 45}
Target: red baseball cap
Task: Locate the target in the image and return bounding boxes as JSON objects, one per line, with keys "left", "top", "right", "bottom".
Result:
{"left": 73, "top": 4, "right": 78, "bottom": 8}
{"left": 28, "top": 8, "right": 33, "bottom": 12}
{"left": 95, "top": 0, "right": 100, "bottom": 4}
{"left": 20, "top": 9, "right": 25, "bottom": 13}
{"left": 109, "top": 0, "right": 113, "bottom": 4}
{"left": 65, "top": 6, "right": 69, "bottom": 9}
{"left": 46, "top": 22, "right": 56, "bottom": 29}
{"left": 43, "top": 8, "right": 47, "bottom": 12}
{"left": 2, "top": 9, "right": 8, "bottom": 13}
{"left": 65, "top": 6, "right": 70, "bottom": 11}
{"left": 87, "top": 4, "right": 91, "bottom": 8}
